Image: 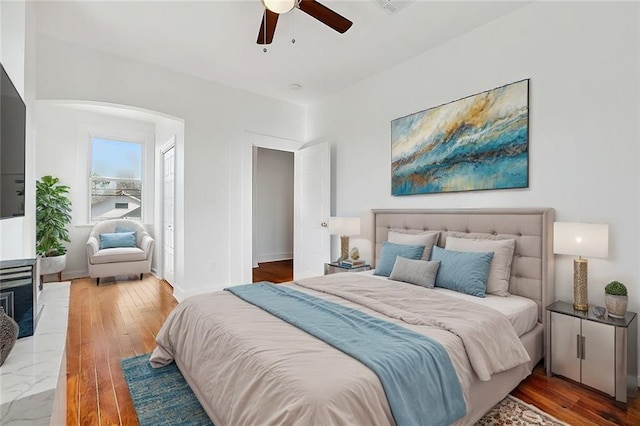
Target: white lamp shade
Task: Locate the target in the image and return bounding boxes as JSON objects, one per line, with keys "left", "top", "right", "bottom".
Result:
{"left": 553, "top": 222, "right": 609, "bottom": 258}
{"left": 261, "top": 0, "right": 296, "bottom": 14}
{"left": 328, "top": 217, "right": 361, "bottom": 236}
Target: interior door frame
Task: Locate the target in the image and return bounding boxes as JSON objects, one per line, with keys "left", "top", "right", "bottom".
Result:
{"left": 160, "top": 136, "right": 176, "bottom": 285}
{"left": 237, "top": 132, "right": 304, "bottom": 283}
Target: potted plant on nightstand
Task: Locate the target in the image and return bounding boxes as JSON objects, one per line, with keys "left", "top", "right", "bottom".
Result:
{"left": 604, "top": 280, "right": 628, "bottom": 318}
{"left": 36, "top": 175, "right": 72, "bottom": 282}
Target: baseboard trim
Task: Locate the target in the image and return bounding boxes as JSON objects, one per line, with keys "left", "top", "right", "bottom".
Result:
{"left": 55, "top": 270, "right": 159, "bottom": 283}
{"left": 255, "top": 253, "right": 293, "bottom": 264}
{"left": 173, "top": 282, "right": 225, "bottom": 303}
{"left": 58, "top": 269, "right": 87, "bottom": 281}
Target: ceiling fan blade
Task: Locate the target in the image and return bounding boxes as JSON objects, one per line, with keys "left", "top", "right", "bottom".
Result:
{"left": 298, "top": 0, "right": 353, "bottom": 34}
{"left": 257, "top": 9, "right": 279, "bottom": 44}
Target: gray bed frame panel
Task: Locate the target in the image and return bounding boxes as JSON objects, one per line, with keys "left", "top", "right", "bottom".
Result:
{"left": 371, "top": 208, "right": 555, "bottom": 325}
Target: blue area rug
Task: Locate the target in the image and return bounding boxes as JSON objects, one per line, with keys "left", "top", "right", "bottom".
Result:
{"left": 121, "top": 354, "right": 567, "bottom": 426}
{"left": 121, "top": 353, "right": 213, "bottom": 426}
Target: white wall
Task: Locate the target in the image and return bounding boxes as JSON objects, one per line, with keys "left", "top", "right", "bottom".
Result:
{"left": 36, "top": 35, "right": 306, "bottom": 299}
{"left": 34, "top": 102, "right": 156, "bottom": 279}
{"left": 1, "top": 1, "right": 25, "bottom": 96}
{"left": 253, "top": 147, "right": 294, "bottom": 265}
{"left": 0, "top": 0, "right": 35, "bottom": 261}
{"left": 308, "top": 0, "right": 640, "bottom": 363}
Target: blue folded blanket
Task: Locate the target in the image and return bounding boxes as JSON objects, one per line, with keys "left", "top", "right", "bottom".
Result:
{"left": 226, "top": 283, "right": 466, "bottom": 426}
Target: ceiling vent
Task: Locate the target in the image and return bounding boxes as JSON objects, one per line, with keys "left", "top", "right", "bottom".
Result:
{"left": 375, "top": 0, "right": 415, "bottom": 15}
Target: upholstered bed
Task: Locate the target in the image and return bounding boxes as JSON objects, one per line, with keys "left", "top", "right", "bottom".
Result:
{"left": 150, "top": 208, "right": 555, "bottom": 425}
{"left": 367, "top": 208, "right": 555, "bottom": 423}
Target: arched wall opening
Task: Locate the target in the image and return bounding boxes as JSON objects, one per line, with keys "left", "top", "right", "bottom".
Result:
{"left": 34, "top": 100, "right": 185, "bottom": 288}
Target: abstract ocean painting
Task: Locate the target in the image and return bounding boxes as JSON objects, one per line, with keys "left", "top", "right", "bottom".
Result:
{"left": 391, "top": 80, "right": 529, "bottom": 195}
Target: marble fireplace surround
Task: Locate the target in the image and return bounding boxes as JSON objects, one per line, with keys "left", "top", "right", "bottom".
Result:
{"left": 0, "top": 282, "right": 69, "bottom": 425}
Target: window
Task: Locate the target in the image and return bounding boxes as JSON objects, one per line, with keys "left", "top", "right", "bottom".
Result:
{"left": 90, "top": 137, "right": 143, "bottom": 222}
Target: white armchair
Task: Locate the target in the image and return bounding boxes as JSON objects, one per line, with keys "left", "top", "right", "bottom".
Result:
{"left": 86, "top": 219, "right": 154, "bottom": 285}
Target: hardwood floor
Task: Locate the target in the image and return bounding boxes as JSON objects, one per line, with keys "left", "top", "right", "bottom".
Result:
{"left": 67, "top": 265, "right": 640, "bottom": 425}
{"left": 252, "top": 259, "right": 293, "bottom": 283}
{"left": 513, "top": 365, "right": 640, "bottom": 425}
{"left": 66, "top": 275, "right": 177, "bottom": 425}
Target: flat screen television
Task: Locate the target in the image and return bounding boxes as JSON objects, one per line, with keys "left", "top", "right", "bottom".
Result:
{"left": 0, "top": 63, "right": 26, "bottom": 219}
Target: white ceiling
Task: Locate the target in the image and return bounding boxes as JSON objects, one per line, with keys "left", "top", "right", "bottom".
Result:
{"left": 35, "top": 1, "right": 530, "bottom": 106}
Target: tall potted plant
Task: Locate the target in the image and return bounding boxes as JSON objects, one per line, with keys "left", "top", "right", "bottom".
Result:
{"left": 36, "top": 175, "right": 72, "bottom": 281}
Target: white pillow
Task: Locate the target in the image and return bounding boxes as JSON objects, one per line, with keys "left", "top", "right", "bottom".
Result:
{"left": 387, "top": 230, "right": 440, "bottom": 260}
{"left": 444, "top": 237, "right": 516, "bottom": 296}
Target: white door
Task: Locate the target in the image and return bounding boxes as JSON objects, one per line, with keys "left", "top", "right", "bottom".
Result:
{"left": 162, "top": 143, "right": 176, "bottom": 286}
{"left": 293, "top": 142, "right": 331, "bottom": 279}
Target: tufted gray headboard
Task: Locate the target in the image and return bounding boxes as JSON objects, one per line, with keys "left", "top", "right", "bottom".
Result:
{"left": 372, "top": 208, "right": 555, "bottom": 324}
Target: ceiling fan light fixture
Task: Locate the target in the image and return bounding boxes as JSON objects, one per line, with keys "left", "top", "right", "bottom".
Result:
{"left": 256, "top": 0, "right": 352, "bottom": 45}
{"left": 262, "top": 0, "right": 296, "bottom": 14}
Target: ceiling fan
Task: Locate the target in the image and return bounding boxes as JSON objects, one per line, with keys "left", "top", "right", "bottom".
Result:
{"left": 257, "top": 0, "right": 353, "bottom": 45}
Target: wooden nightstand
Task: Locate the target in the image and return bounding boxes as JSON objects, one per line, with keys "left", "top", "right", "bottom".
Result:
{"left": 324, "top": 262, "right": 371, "bottom": 275}
{"left": 546, "top": 301, "right": 638, "bottom": 408}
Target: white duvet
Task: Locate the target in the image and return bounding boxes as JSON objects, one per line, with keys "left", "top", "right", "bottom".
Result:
{"left": 358, "top": 270, "right": 539, "bottom": 336}
{"left": 150, "top": 273, "right": 531, "bottom": 426}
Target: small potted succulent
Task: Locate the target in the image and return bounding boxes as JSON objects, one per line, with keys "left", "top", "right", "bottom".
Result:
{"left": 604, "top": 281, "right": 628, "bottom": 318}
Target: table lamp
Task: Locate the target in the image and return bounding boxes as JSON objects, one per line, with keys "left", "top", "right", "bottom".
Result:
{"left": 328, "top": 217, "right": 361, "bottom": 262}
{"left": 553, "top": 222, "right": 609, "bottom": 311}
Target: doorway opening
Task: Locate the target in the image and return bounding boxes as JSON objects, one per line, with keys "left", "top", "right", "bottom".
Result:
{"left": 237, "top": 133, "right": 329, "bottom": 283}
{"left": 252, "top": 147, "right": 294, "bottom": 283}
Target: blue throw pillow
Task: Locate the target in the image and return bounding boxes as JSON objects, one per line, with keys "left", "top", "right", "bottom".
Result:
{"left": 99, "top": 231, "right": 137, "bottom": 249}
{"left": 374, "top": 242, "right": 426, "bottom": 277}
{"left": 431, "top": 246, "right": 494, "bottom": 297}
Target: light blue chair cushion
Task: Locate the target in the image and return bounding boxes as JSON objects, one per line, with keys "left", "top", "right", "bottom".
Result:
{"left": 431, "top": 246, "right": 494, "bottom": 297}
{"left": 99, "top": 231, "right": 137, "bottom": 250}
{"left": 373, "top": 242, "right": 425, "bottom": 277}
